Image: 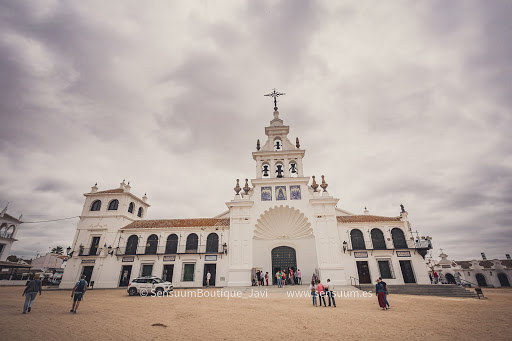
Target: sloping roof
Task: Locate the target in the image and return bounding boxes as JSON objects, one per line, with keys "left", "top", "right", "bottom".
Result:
{"left": 95, "top": 188, "right": 125, "bottom": 194}
{"left": 479, "top": 260, "right": 494, "bottom": 269}
{"left": 501, "top": 260, "right": 512, "bottom": 269}
{"left": 0, "top": 261, "right": 31, "bottom": 269}
{"left": 2, "top": 213, "right": 22, "bottom": 223}
{"left": 455, "top": 261, "right": 472, "bottom": 269}
{"left": 122, "top": 218, "right": 230, "bottom": 230}
{"left": 337, "top": 215, "right": 402, "bottom": 223}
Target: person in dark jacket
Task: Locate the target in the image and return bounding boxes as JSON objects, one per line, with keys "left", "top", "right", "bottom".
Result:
{"left": 22, "top": 274, "right": 42, "bottom": 314}
{"left": 376, "top": 278, "right": 389, "bottom": 310}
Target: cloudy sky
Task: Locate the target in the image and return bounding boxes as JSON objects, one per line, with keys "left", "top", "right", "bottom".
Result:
{"left": 1, "top": 0, "right": 510, "bottom": 260}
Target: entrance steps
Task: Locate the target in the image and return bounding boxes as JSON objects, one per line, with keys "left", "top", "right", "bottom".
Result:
{"left": 357, "top": 284, "right": 479, "bottom": 298}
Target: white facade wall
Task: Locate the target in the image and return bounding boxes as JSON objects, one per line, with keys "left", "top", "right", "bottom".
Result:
{"left": 61, "top": 110, "right": 432, "bottom": 289}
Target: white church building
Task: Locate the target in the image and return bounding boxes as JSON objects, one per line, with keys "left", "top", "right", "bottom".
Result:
{"left": 61, "top": 106, "right": 432, "bottom": 289}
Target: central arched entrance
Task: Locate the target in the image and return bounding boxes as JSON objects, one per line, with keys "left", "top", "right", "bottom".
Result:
{"left": 445, "top": 273, "right": 455, "bottom": 284}
{"left": 271, "top": 246, "right": 297, "bottom": 285}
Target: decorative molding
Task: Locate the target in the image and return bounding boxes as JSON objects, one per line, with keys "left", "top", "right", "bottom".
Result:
{"left": 254, "top": 205, "right": 313, "bottom": 240}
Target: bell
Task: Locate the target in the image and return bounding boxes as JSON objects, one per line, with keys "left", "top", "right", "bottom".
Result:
{"left": 262, "top": 165, "right": 269, "bottom": 177}
{"left": 274, "top": 141, "right": 281, "bottom": 150}
{"left": 289, "top": 163, "right": 297, "bottom": 173}
{"left": 276, "top": 164, "right": 284, "bottom": 178}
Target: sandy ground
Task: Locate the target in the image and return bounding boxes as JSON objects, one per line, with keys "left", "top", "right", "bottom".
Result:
{"left": 1, "top": 285, "right": 511, "bottom": 341}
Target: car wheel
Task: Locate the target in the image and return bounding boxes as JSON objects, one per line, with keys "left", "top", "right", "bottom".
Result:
{"left": 156, "top": 287, "right": 164, "bottom": 295}
{"left": 128, "top": 287, "right": 137, "bottom": 296}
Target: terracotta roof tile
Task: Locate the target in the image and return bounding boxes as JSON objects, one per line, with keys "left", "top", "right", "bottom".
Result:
{"left": 479, "top": 260, "right": 494, "bottom": 269}
{"left": 95, "top": 188, "right": 125, "bottom": 194}
{"left": 455, "top": 261, "right": 472, "bottom": 269}
{"left": 122, "top": 218, "right": 230, "bottom": 230}
{"left": 501, "top": 260, "right": 512, "bottom": 269}
{"left": 337, "top": 215, "right": 402, "bottom": 223}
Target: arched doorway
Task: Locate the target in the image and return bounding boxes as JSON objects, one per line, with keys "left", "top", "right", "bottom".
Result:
{"left": 476, "top": 274, "right": 487, "bottom": 287}
{"left": 498, "top": 273, "right": 510, "bottom": 287}
{"left": 271, "top": 246, "right": 296, "bottom": 285}
{"left": 445, "top": 273, "right": 455, "bottom": 284}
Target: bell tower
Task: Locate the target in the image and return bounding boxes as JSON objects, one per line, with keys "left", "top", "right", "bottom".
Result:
{"left": 253, "top": 108, "right": 305, "bottom": 179}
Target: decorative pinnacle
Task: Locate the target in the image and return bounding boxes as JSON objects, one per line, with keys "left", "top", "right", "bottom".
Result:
{"left": 296, "top": 137, "right": 300, "bottom": 149}
{"left": 243, "top": 179, "right": 250, "bottom": 195}
{"left": 234, "top": 179, "right": 241, "bottom": 195}
{"left": 264, "top": 88, "right": 286, "bottom": 111}
{"left": 311, "top": 176, "right": 319, "bottom": 192}
{"left": 320, "top": 175, "right": 328, "bottom": 192}
{"left": 256, "top": 139, "right": 260, "bottom": 151}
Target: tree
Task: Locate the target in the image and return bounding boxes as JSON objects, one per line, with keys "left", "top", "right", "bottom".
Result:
{"left": 6, "top": 255, "right": 18, "bottom": 262}
{"left": 51, "top": 246, "right": 64, "bottom": 255}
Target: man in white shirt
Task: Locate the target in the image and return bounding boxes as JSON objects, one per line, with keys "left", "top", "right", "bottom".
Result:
{"left": 206, "top": 271, "right": 211, "bottom": 287}
{"left": 326, "top": 279, "right": 336, "bottom": 307}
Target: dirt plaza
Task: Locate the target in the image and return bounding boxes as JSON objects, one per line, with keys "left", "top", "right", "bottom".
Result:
{"left": 1, "top": 285, "right": 511, "bottom": 341}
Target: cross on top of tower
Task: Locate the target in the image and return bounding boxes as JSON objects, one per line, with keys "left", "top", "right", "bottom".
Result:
{"left": 264, "top": 88, "right": 286, "bottom": 111}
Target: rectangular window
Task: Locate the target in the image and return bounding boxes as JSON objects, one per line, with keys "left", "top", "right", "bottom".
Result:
{"left": 182, "top": 263, "right": 195, "bottom": 281}
{"left": 378, "top": 260, "right": 394, "bottom": 279}
{"left": 141, "top": 264, "right": 153, "bottom": 277}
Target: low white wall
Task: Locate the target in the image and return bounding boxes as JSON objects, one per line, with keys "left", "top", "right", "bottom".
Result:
{"left": 0, "top": 280, "right": 26, "bottom": 286}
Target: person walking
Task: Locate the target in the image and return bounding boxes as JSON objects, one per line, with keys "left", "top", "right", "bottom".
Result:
{"left": 297, "top": 269, "right": 302, "bottom": 285}
{"left": 316, "top": 279, "right": 327, "bottom": 307}
{"left": 325, "top": 279, "right": 336, "bottom": 307}
{"left": 70, "top": 275, "right": 88, "bottom": 314}
{"left": 309, "top": 280, "right": 317, "bottom": 306}
{"left": 282, "top": 271, "right": 286, "bottom": 286}
{"left": 206, "top": 271, "right": 211, "bottom": 287}
{"left": 289, "top": 268, "right": 294, "bottom": 285}
{"left": 260, "top": 271, "right": 265, "bottom": 286}
{"left": 22, "top": 274, "right": 42, "bottom": 314}
{"left": 265, "top": 272, "right": 269, "bottom": 286}
{"left": 376, "top": 278, "right": 388, "bottom": 310}
{"left": 433, "top": 271, "right": 439, "bottom": 284}
{"left": 256, "top": 270, "right": 261, "bottom": 286}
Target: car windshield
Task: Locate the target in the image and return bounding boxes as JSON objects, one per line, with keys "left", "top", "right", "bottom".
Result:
{"left": 153, "top": 278, "right": 164, "bottom": 283}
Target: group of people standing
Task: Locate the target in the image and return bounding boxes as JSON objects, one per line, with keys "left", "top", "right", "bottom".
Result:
{"left": 275, "top": 268, "right": 302, "bottom": 287}
{"left": 254, "top": 270, "right": 269, "bottom": 286}
{"left": 309, "top": 278, "right": 336, "bottom": 307}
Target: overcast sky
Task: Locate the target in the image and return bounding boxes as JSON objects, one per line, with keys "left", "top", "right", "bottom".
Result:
{"left": 1, "top": 0, "right": 510, "bottom": 261}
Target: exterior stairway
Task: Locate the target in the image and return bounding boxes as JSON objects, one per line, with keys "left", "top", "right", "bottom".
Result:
{"left": 357, "top": 284, "right": 479, "bottom": 298}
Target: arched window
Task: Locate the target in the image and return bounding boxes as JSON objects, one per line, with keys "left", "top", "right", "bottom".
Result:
{"left": 275, "top": 162, "right": 284, "bottom": 178}
{"left": 5, "top": 225, "right": 15, "bottom": 238}
{"left": 371, "top": 229, "right": 386, "bottom": 249}
{"left": 262, "top": 163, "right": 270, "bottom": 177}
{"left": 274, "top": 137, "right": 282, "bottom": 151}
{"left": 186, "top": 233, "right": 198, "bottom": 253}
{"left": 165, "top": 234, "right": 178, "bottom": 254}
{"left": 391, "top": 228, "right": 407, "bottom": 249}
{"left": 476, "top": 274, "right": 488, "bottom": 287}
{"left": 0, "top": 223, "right": 7, "bottom": 238}
{"left": 289, "top": 161, "right": 298, "bottom": 177}
{"left": 108, "top": 199, "right": 119, "bottom": 210}
{"left": 350, "top": 229, "right": 366, "bottom": 250}
{"left": 145, "top": 234, "right": 158, "bottom": 255}
{"left": 126, "top": 235, "right": 138, "bottom": 255}
{"left": 128, "top": 202, "right": 134, "bottom": 213}
{"left": 137, "top": 207, "right": 143, "bottom": 218}
{"left": 90, "top": 200, "right": 102, "bottom": 211}
{"left": 498, "top": 273, "right": 511, "bottom": 287}
{"left": 206, "top": 233, "right": 219, "bottom": 253}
